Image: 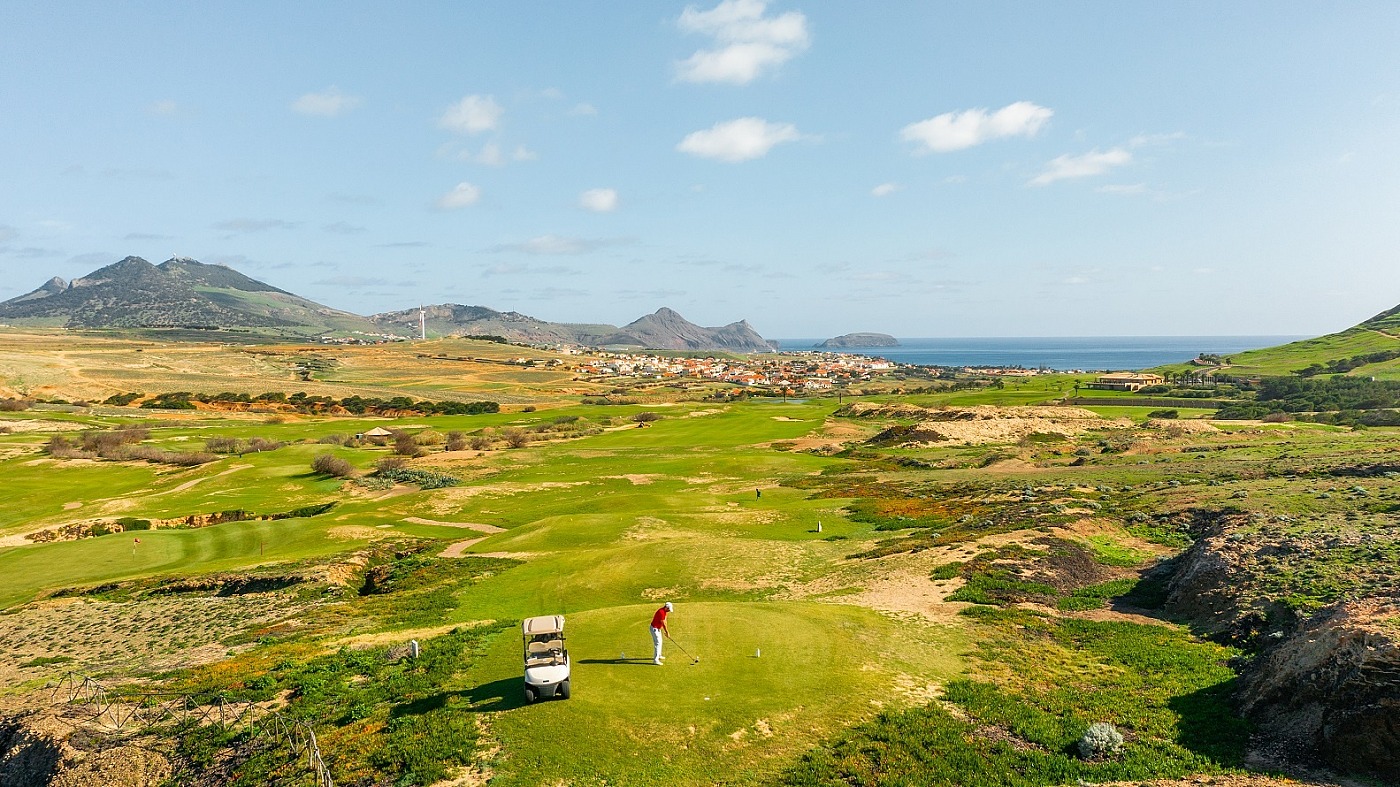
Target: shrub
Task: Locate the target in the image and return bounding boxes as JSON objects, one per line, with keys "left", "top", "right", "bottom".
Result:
{"left": 375, "top": 467, "right": 460, "bottom": 489}
{"left": 376, "top": 457, "right": 408, "bottom": 473}
{"left": 125, "top": 446, "right": 217, "bottom": 466}
{"left": 394, "top": 432, "right": 425, "bottom": 457}
{"left": 502, "top": 427, "right": 529, "bottom": 448}
{"left": 245, "top": 437, "right": 285, "bottom": 453}
{"left": 469, "top": 435, "right": 492, "bottom": 451}
{"left": 0, "top": 398, "right": 33, "bottom": 412}
{"left": 1077, "top": 722, "right": 1124, "bottom": 760}
{"left": 633, "top": 411, "right": 661, "bottom": 423}
{"left": 103, "top": 392, "right": 142, "bottom": 406}
{"left": 206, "top": 437, "right": 243, "bottom": 454}
{"left": 444, "top": 431, "right": 468, "bottom": 451}
{"left": 318, "top": 433, "right": 349, "bottom": 445}
{"left": 415, "top": 429, "right": 445, "bottom": 446}
{"left": 312, "top": 453, "right": 355, "bottom": 478}
{"left": 1147, "top": 409, "right": 1179, "bottom": 419}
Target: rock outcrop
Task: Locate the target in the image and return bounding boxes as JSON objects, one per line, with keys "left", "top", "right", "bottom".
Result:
{"left": 0, "top": 709, "right": 171, "bottom": 787}
{"left": 1237, "top": 598, "right": 1400, "bottom": 780}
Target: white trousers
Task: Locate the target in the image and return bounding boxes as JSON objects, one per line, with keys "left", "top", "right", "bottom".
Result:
{"left": 651, "top": 626, "right": 663, "bottom": 661}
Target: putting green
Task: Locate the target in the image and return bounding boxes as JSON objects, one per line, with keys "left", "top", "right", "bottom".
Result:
{"left": 476, "top": 601, "right": 965, "bottom": 787}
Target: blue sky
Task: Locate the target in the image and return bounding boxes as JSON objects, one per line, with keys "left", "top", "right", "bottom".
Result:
{"left": 2, "top": 1, "right": 1398, "bottom": 338}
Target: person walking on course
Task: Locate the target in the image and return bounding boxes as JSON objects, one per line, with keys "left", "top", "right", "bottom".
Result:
{"left": 650, "top": 602, "right": 672, "bottom": 665}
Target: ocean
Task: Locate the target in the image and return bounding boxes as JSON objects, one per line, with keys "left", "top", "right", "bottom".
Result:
{"left": 773, "top": 336, "right": 1305, "bottom": 371}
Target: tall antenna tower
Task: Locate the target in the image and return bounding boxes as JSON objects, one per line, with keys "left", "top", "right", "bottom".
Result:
{"left": 419, "top": 306, "right": 426, "bottom": 341}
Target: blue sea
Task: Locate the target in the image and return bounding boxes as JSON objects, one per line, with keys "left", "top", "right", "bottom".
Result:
{"left": 774, "top": 336, "right": 1305, "bottom": 372}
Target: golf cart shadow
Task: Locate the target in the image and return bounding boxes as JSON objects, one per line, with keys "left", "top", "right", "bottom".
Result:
{"left": 577, "top": 657, "right": 656, "bottom": 667}
{"left": 463, "top": 677, "right": 529, "bottom": 711}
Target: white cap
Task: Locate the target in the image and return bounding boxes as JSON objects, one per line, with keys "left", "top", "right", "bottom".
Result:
{"left": 664, "top": 602, "right": 673, "bottom": 611}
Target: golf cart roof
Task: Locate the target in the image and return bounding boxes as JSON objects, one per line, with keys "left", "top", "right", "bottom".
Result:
{"left": 522, "top": 615, "right": 565, "bottom": 636}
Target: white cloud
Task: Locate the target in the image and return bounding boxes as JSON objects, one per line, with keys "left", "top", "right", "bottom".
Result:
{"left": 148, "top": 99, "right": 179, "bottom": 116}
{"left": 476, "top": 143, "right": 505, "bottom": 167}
{"left": 513, "top": 145, "right": 537, "bottom": 161}
{"left": 1030, "top": 148, "right": 1132, "bottom": 186}
{"left": 436, "top": 182, "right": 481, "bottom": 209}
{"left": 677, "top": 117, "right": 800, "bottom": 162}
{"left": 579, "top": 188, "right": 619, "bottom": 213}
{"left": 871, "top": 182, "right": 899, "bottom": 197}
{"left": 675, "top": 0, "right": 809, "bottom": 85}
{"left": 292, "top": 87, "right": 362, "bottom": 117}
{"left": 439, "top": 95, "right": 502, "bottom": 134}
{"left": 569, "top": 102, "right": 598, "bottom": 116}
{"left": 900, "top": 101, "right": 1052, "bottom": 153}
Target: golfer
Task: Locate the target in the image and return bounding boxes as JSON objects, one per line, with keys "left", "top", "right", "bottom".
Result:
{"left": 650, "top": 602, "right": 672, "bottom": 665}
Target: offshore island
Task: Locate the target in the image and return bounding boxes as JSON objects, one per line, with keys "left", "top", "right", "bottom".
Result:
{"left": 815, "top": 332, "right": 899, "bottom": 348}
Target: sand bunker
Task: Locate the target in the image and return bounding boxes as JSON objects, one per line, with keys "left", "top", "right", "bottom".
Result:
{"left": 842, "top": 403, "right": 1123, "bottom": 446}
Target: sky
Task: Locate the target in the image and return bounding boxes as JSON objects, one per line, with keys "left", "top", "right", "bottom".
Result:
{"left": 2, "top": 1, "right": 1399, "bottom": 339}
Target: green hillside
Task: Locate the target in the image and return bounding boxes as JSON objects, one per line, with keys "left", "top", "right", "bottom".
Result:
{"left": 1162, "top": 305, "right": 1400, "bottom": 380}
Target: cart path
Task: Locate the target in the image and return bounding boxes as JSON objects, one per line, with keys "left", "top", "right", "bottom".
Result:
{"left": 439, "top": 537, "right": 489, "bottom": 557}
{"left": 405, "top": 516, "right": 505, "bottom": 534}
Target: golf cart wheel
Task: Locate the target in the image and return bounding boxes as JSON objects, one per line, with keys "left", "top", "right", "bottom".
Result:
{"left": 524, "top": 686, "right": 537, "bottom": 704}
{"left": 559, "top": 680, "right": 571, "bottom": 700}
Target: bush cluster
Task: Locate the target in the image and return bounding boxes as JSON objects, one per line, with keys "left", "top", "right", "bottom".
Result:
{"left": 205, "top": 436, "right": 286, "bottom": 454}
{"left": 311, "top": 453, "right": 355, "bottom": 478}
{"left": 100, "top": 390, "right": 501, "bottom": 417}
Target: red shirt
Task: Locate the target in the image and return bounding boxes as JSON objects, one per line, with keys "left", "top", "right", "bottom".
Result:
{"left": 650, "top": 606, "right": 669, "bottom": 629}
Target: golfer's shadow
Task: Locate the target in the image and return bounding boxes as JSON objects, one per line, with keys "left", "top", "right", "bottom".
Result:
{"left": 577, "top": 657, "right": 656, "bottom": 667}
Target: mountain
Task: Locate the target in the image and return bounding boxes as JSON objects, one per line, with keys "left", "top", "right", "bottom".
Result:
{"left": 817, "top": 332, "right": 899, "bottom": 349}
{"left": 371, "top": 304, "right": 774, "bottom": 352}
{"left": 1, "top": 257, "right": 775, "bottom": 351}
{"left": 593, "top": 308, "right": 773, "bottom": 352}
{"left": 0, "top": 257, "right": 379, "bottom": 336}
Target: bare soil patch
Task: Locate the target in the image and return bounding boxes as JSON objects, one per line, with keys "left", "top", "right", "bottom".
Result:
{"left": 403, "top": 517, "right": 505, "bottom": 534}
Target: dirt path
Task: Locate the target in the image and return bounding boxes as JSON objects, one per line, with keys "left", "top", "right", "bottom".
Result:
{"left": 404, "top": 516, "right": 505, "bottom": 534}
{"left": 165, "top": 463, "right": 253, "bottom": 495}
{"left": 438, "top": 537, "right": 489, "bottom": 557}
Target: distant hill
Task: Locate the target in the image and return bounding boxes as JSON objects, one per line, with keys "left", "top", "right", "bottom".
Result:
{"left": 1, "top": 256, "right": 776, "bottom": 351}
{"left": 1174, "top": 304, "right": 1400, "bottom": 380}
{"left": 0, "top": 256, "right": 379, "bottom": 337}
{"left": 592, "top": 308, "right": 773, "bottom": 352}
{"left": 371, "top": 305, "right": 774, "bottom": 352}
{"left": 817, "top": 332, "right": 898, "bottom": 349}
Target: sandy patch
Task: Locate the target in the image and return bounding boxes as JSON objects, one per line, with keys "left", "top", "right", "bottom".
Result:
{"left": 604, "top": 474, "right": 660, "bottom": 485}
{"left": 770, "top": 416, "right": 804, "bottom": 422}
{"left": 470, "top": 551, "right": 539, "bottom": 560}
{"left": 686, "top": 409, "right": 723, "bottom": 418}
{"left": 1147, "top": 418, "right": 1220, "bottom": 435}
{"left": 404, "top": 517, "right": 505, "bottom": 534}
{"left": 0, "top": 419, "right": 87, "bottom": 433}
{"left": 439, "top": 537, "right": 489, "bottom": 557}
{"left": 843, "top": 402, "right": 1125, "bottom": 446}
{"left": 328, "top": 525, "right": 402, "bottom": 541}
{"left": 62, "top": 501, "right": 83, "bottom": 511}
{"left": 335, "top": 622, "right": 493, "bottom": 650}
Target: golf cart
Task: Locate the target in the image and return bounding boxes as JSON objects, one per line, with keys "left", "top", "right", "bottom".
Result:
{"left": 522, "top": 615, "right": 570, "bottom": 703}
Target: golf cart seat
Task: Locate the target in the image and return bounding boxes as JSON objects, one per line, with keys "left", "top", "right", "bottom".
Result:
{"left": 522, "top": 615, "right": 571, "bottom": 702}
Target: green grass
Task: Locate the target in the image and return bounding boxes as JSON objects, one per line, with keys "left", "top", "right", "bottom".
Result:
{"left": 782, "top": 612, "right": 1247, "bottom": 786}
{"left": 0, "top": 517, "right": 390, "bottom": 607}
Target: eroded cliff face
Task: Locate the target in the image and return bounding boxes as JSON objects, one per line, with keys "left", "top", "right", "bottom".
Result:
{"left": 1158, "top": 511, "right": 1400, "bottom": 781}
{"left": 1237, "top": 599, "right": 1400, "bottom": 781}
{"left": 0, "top": 709, "right": 170, "bottom": 787}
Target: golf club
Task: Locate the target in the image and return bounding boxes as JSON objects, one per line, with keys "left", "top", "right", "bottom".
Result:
{"left": 666, "top": 634, "right": 700, "bottom": 664}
